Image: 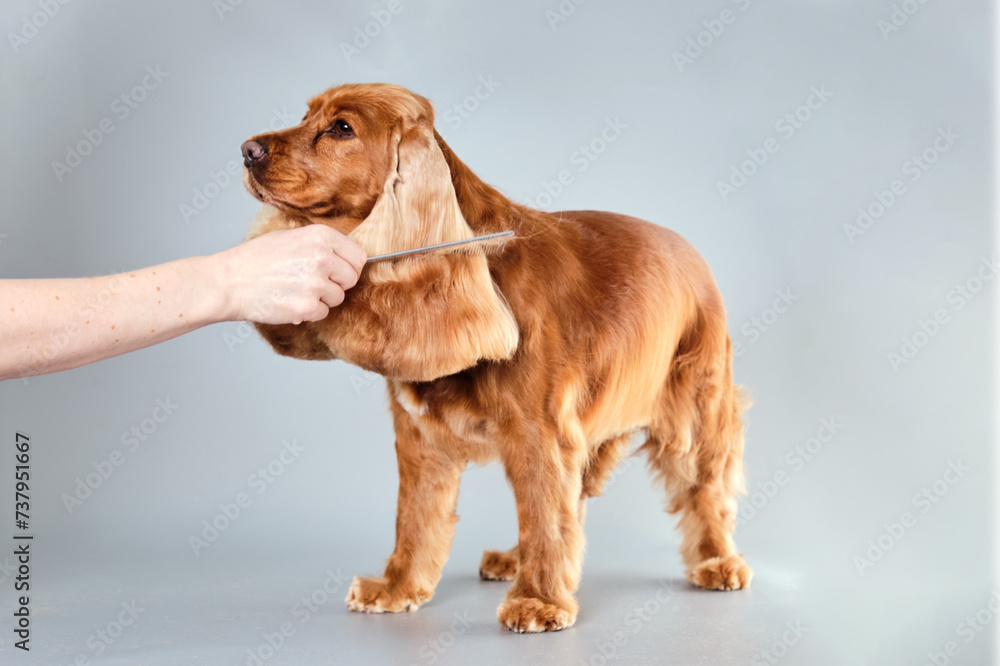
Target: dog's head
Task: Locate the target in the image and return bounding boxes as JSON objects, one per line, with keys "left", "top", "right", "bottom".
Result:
{"left": 241, "top": 83, "right": 519, "bottom": 379}
{"left": 241, "top": 83, "right": 484, "bottom": 256}
{"left": 241, "top": 83, "right": 429, "bottom": 224}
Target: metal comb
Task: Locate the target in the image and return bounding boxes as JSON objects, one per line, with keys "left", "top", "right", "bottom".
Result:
{"left": 366, "top": 230, "right": 514, "bottom": 263}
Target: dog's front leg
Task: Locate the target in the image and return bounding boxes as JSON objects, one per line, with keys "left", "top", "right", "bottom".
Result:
{"left": 345, "top": 408, "right": 463, "bottom": 613}
{"left": 497, "top": 435, "right": 584, "bottom": 632}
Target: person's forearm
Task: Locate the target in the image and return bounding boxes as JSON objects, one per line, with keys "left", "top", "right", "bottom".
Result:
{"left": 0, "top": 256, "right": 230, "bottom": 381}
{"left": 0, "top": 225, "right": 365, "bottom": 381}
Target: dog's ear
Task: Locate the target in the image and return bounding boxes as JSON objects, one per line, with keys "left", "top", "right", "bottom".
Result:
{"left": 347, "top": 123, "right": 519, "bottom": 379}
{"left": 350, "top": 125, "right": 475, "bottom": 254}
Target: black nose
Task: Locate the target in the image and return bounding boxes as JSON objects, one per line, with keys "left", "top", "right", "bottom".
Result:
{"left": 241, "top": 140, "right": 268, "bottom": 168}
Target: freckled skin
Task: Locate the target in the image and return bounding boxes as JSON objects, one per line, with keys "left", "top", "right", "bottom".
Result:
{"left": 0, "top": 258, "right": 227, "bottom": 380}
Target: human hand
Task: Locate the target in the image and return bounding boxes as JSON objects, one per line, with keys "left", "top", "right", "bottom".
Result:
{"left": 213, "top": 224, "right": 367, "bottom": 324}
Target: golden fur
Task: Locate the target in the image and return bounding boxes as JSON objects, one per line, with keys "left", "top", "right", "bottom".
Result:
{"left": 241, "top": 83, "right": 752, "bottom": 633}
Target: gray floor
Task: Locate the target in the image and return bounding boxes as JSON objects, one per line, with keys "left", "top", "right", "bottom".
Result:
{"left": 5, "top": 553, "right": 843, "bottom": 666}
{"left": 2, "top": 516, "right": 995, "bottom": 666}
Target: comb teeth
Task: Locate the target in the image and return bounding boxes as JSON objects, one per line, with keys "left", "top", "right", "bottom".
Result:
{"left": 366, "top": 230, "right": 514, "bottom": 263}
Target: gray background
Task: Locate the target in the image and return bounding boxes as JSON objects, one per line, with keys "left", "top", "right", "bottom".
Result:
{"left": 0, "top": 0, "right": 995, "bottom": 664}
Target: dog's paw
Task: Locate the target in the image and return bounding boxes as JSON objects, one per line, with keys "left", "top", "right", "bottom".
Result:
{"left": 345, "top": 576, "right": 430, "bottom": 613}
{"left": 497, "top": 597, "right": 576, "bottom": 633}
{"left": 688, "top": 554, "right": 753, "bottom": 591}
{"left": 479, "top": 547, "right": 519, "bottom": 581}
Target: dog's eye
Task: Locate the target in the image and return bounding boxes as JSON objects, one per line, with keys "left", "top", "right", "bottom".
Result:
{"left": 324, "top": 120, "right": 354, "bottom": 139}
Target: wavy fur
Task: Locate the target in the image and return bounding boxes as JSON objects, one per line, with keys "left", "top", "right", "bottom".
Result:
{"left": 241, "top": 83, "right": 752, "bottom": 633}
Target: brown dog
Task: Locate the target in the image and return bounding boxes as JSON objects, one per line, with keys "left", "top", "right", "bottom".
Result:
{"left": 240, "top": 83, "right": 751, "bottom": 633}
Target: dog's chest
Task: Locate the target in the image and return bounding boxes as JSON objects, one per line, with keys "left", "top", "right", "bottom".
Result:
{"left": 391, "top": 380, "right": 498, "bottom": 456}
{"left": 393, "top": 381, "right": 431, "bottom": 418}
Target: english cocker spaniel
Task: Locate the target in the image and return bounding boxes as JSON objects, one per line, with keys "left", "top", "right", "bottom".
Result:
{"left": 240, "top": 83, "right": 751, "bottom": 633}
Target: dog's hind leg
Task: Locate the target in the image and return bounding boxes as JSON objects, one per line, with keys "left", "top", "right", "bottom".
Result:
{"left": 642, "top": 312, "right": 752, "bottom": 591}
{"left": 580, "top": 433, "right": 634, "bottom": 516}
{"left": 479, "top": 545, "right": 519, "bottom": 581}
{"left": 346, "top": 404, "right": 464, "bottom": 613}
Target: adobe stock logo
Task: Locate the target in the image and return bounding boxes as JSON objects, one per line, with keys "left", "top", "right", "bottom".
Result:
{"left": 844, "top": 126, "right": 958, "bottom": 244}
{"left": 51, "top": 66, "right": 170, "bottom": 182}
{"left": 887, "top": 255, "right": 996, "bottom": 372}
{"left": 179, "top": 107, "right": 296, "bottom": 223}
{"left": 61, "top": 398, "right": 180, "bottom": 514}
{"left": 852, "top": 459, "right": 968, "bottom": 576}
{"left": 527, "top": 117, "right": 628, "bottom": 209}
{"left": 441, "top": 76, "right": 501, "bottom": 131}
{"left": 922, "top": 591, "right": 1000, "bottom": 666}
{"left": 749, "top": 620, "right": 809, "bottom": 666}
{"left": 877, "top": 0, "right": 934, "bottom": 40}
{"left": 7, "top": 0, "right": 73, "bottom": 54}
{"left": 672, "top": 0, "right": 755, "bottom": 73}
{"left": 736, "top": 417, "right": 843, "bottom": 528}
{"left": 338, "top": 0, "right": 413, "bottom": 62}
{"left": 544, "top": 0, "right": 588, "bottom": 31}
{"left": 715, "top": 85, "right": 833, "bottom": 202}
{"left": 732, "top": 288, "right": 798, "bottom": 358}
{"left": 213, "top": 0, "right": 244, "bottom": 21}
{"left": 189, "top": 439, "right": 306, "bottom": 557}
{"left": 578, "top": 582, "right": 677, "bottom": 666}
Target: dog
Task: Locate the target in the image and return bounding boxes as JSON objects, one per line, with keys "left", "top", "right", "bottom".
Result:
{"left": 240, "top": 83, "right": 751, "bottom": 633}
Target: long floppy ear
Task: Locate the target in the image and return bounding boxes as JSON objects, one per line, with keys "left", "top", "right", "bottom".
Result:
{"left": 346, "top": 124, "right": 519, "bottom": 377}
{"left": 349, "top": 125, "right": 475, "bottom": 258}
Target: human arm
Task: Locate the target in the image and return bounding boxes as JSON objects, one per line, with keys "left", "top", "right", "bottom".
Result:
{"left": 0, "top": 224, "right": 366, "bottom": 381}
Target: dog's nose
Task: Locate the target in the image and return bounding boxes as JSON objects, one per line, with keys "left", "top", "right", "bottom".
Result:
{"left": 241, "top": 140, "right": 268, "bottom": 168}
